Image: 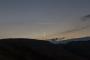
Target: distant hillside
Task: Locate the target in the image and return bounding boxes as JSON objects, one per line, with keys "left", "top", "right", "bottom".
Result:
{"left": 0, "top": 37, "right": 90, "bottom": 60}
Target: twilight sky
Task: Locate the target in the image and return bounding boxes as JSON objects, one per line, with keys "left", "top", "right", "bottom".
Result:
{"left": 0, "top": 0, "right": 90, "bottom": 39}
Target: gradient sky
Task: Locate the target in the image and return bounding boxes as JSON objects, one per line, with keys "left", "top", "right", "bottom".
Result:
{"left": 0, "top": 0, "right": 90, "bottom": 39}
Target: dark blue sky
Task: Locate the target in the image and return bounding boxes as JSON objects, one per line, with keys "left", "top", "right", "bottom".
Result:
{"left": 0, "top": 0, "right": 90, "bottom": 39}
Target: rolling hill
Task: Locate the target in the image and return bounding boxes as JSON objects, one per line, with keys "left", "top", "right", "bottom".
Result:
{"left": 0, "top": 37, "right": 90, "bottom": 60}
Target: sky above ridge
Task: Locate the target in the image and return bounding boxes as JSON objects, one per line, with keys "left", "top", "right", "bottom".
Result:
{"left": 0, "top": 0, "right": 90, "bottom": 39}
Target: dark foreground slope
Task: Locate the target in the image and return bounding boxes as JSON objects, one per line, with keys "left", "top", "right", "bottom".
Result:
{"left": 64, "top": 37, "right": 90, "bottom": 60}
{"left": 0, "top": 37, "right": 90, "bottom": 60}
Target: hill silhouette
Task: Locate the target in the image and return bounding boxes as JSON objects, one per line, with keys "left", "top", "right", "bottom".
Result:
{"left": 0, "top": 37, "right": 90, "bottom": 60}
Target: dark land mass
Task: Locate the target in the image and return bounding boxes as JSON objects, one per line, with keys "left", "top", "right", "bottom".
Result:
{"left": 0, "top": 37, "right": 90, "bottom": 60}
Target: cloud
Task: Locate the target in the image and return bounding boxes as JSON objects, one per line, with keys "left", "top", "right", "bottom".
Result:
{"left": 58, "top": 15, "right": 90, "bottom": 34}
{"left": 47, "top": 15, "right": 90, "bottom": 39}
{"left": 82, "top": 14, "right": 90, "bottom": 21}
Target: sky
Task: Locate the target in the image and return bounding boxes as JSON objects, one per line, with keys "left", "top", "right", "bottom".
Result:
{"left": 0, "top": 0, "right": 90, "bottom": 39}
